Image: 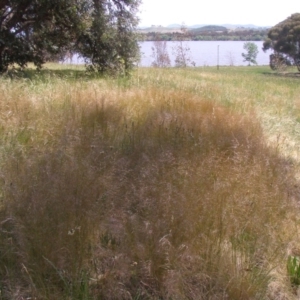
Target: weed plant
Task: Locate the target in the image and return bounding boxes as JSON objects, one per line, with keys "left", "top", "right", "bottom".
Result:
{"left": 0, "top": 66, "right": 299, "bottom": 299}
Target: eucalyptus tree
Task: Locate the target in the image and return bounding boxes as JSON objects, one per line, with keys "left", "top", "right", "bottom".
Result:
{"left": 263, "top": 13, "right": 300, "bottom": 71}
{"left": 77, "top": 0, "right": 141, "bottom": 75}
{"left": 0, "top": 0, "right": 141, "bottom": 75}
{"left": 0, "top": 0, "right": 85, "bottom": 72}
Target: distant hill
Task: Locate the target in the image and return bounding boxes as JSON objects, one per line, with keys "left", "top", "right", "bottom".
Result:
{"left": 189, "top": 25, "right": 227, "bottom": 34}
{"left": 137, "top": 25, "right": 191, "bottom": 33}
{"left": 226, "top": 24, "right": 270, "bottom": 29}
{"left": 137, "top": 26, "right": 181, "bottom": 33}
{"left": 166, "top": 24, "right": 182, "bottom": 28}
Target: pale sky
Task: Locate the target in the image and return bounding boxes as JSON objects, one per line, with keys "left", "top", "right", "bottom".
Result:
{"left": 138, "top": 0, "right": 299, "bottom": 28}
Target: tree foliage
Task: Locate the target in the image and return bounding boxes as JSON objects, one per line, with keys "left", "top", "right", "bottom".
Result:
{"left": 0, "top": 0, "right": 140, "bottom": 74}
{"left": 263, "top": 13, "right": 300, "bottom": 71}
{"left": 241, "top": 42, "right": 258, "bottom": 65}
{"left": 77, "top": 0, "right": 140, "bottom": 75}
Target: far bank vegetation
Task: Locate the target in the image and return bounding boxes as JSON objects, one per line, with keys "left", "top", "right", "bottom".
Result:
{"left": 139, "top": 26, "right": 268, "bottom": 41}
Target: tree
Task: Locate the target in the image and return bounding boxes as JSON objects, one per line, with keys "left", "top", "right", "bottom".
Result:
{"left": 0, "top": 0, "right": 141, "bottom": 75}
{"left": 172, "top": 24, "right": 195, "bottom": 67}
{"left": 242, "top": 42, "right": 258, "bottom": 65}
{"left": 77, "top": 0, "right": 140, "bottom": 75}
{"left": 151, "top": 40, "right": 171, "bottom": 67}
{"left": 263, "top": 13, "right": 300, "bottom": 71}
{"left": 0, "top": 0, "right": 86, "bottom": 73}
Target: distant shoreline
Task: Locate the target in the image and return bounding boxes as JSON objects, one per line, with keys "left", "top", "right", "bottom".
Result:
{"left": 137, "top": 24, "right": 269, "bottom": 42}
{"left": 138, "top": 30, "right": 268, "bottom": 42}
{"left": 139, "top": 36, "right": 267, "bottom": 42}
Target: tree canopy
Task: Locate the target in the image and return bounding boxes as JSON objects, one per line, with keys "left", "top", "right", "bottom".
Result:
{"left": 242, "top": 42, "right": 258, "bottom": 65}
{"left": 0, "top": 0, "right": 140, "bottom": 74}
{"left": 263, "top": 13, "right": 300, "bottom": 70}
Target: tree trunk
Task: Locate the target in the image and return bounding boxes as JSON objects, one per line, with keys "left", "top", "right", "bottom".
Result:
{"left": 0, "top": 45, "right": 8, "bottom": 74}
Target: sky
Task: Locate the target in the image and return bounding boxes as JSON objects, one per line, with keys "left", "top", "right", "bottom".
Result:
{"left": 138, "top": 0, "right": 299, "bottom": 28}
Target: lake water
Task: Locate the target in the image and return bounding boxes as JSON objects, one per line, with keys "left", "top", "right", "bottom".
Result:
{"left": 65, "top": 41, "right": 272, "bottom": 67}
{"left": 139, "top": 41, "right": 271, "bottom": 67}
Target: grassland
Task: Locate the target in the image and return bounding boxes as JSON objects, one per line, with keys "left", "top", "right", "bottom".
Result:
{"left": 1, "top": 64, "right": 300, "bottom": 299}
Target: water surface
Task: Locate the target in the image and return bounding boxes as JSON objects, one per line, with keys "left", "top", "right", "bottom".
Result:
{"left": 139, "top": 41, "right": 271, "bottom": 67}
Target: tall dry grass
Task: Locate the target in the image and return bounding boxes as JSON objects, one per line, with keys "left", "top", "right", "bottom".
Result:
{"left": 0, "top": 66, "right": 299, "bottom": 299}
